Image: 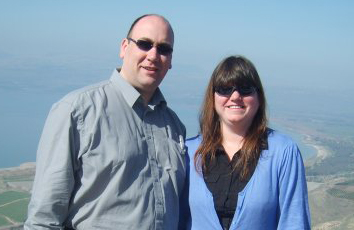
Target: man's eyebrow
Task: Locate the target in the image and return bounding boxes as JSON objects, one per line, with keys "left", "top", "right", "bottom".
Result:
{"left": 135, "top": 37, "right": 172, "bottom": 45}
{"left": 132, "top": 37, "right": 152, "bottom": 42}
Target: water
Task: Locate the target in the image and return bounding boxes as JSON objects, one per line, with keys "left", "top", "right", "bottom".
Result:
{"left": 1, "top": 76, "right": 353, "bottom": 168}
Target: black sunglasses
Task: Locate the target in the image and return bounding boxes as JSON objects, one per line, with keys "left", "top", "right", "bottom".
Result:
{"left": 127, "top": 38, "right": 173, "bottom": 56}
{"left": 214, "top": 85, "right": 257, "bottom": 97}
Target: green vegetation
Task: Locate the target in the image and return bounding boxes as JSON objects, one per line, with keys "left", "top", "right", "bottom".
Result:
{"left": 0, "top": 191, "right": 30, "bottom": 206}
{"left": 2, "top": 175, "right": 34, "bottom": 182}
{"left": 0, "top": 215, "right": 11, "bottom": 226}
{"left": 0, "top": 167, "right": 34, "bottom": 228}
{"left": 0, "top": 198, "right": 29, "bottom": 223}
{"left": 327, "top": 188, "right": 354, "bottom": 201}
{"left": 336, "top": 179, "right": 354, "bottom": 186}
{"left": 0, "top": 191, "right": 30, "bottom": 225}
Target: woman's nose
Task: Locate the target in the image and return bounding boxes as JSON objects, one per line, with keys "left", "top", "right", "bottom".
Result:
{"left": 229, "top": 90, "right": 241, "bottom": 100}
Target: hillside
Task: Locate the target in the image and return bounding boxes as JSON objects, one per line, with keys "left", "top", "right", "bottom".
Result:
{"left": 306, "top": 137, "right": 354, "bottom": 230}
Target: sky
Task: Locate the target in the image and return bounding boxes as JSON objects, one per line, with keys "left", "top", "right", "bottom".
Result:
{"left": 0, "top": 0, "right": 353, "bottom": 168}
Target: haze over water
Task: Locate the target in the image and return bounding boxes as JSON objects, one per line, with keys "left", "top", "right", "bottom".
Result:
{"left": 1, "top": 1, "right": 353, "bottom": 168}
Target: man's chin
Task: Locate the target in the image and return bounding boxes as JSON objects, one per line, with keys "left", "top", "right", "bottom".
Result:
{"left": 141, "top": 76, "right": 164, "bottom": 87}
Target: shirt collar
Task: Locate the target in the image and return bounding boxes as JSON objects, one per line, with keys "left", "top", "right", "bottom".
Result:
{"left": 110, "top": 68, "right": 166, "bottom": 108}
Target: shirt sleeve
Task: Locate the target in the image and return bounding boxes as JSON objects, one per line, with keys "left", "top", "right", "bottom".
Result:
{"left": 24, "top": 100, "right": 81, "bottom": 229}
{"left": 277, "top": 143, "right": 311, "bottom": 230}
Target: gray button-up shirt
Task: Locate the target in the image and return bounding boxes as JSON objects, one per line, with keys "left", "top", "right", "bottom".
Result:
{"left": 25, "top": 69, "right": 187, "bottom": 230}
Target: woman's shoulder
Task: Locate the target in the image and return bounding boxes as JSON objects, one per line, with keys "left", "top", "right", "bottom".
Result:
{"left": 267, "top": 129, "right": 297, "bottom": 147}
{"left": 185, "top": 135, "right": 202, "bottom": 157}
{"left": 265, "top": 129, "right": 302, "bottom": 161}
{"left": 186, "top": 134, "right": 201, "bottom": 144}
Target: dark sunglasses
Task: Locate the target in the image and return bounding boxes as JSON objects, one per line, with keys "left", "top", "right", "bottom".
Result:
{"left": 127, "top": 38, "right": 173, "bottom": 56}
{"left": 214, "top": 85, "right": 257, "bottom": 97}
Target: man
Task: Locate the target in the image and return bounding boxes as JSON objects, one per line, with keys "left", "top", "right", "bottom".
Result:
{"left": 25, "top": 14, "right": 187, "bottom": 230}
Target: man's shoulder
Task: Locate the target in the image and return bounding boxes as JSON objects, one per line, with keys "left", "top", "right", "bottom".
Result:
{"left": 55, "top": 79, "right": 114, "bottom": 107}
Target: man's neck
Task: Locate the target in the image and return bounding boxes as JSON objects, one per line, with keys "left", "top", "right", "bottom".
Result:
{"left": 118, "top": 69, "right": 155, "bottom": 106}
{"left": 140, "top": 92, "right": 152, "bottom": 106}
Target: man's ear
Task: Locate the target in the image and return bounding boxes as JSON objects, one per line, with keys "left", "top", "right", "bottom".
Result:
{"left": 119, "top": 38, "right": 128, "bottom": 59}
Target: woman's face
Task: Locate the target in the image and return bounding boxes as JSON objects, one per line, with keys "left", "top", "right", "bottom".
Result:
{"left": 214, "top": 86, "right": 259, "bottom": 132}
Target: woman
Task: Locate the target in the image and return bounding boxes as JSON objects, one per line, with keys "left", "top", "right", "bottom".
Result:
{"left": 186, "top": 56, "right": 311, "bottom": 229}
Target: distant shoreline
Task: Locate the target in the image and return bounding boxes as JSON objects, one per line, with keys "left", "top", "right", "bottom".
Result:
{"left": 0, "top": 127, "right": 332, "bottom": 170}
{"left": 0, "top": 162, "right": 36, "bottom": 171}
{"left": 0, "top": 137, "right": 331, "bottom": 171}
{"left": 269, "top": 117, "right": 333, "bottom": 162}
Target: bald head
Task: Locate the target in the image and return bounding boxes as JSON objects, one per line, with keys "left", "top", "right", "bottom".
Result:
{"left": 127, "top": 14, "right": 174, "bottom": 42}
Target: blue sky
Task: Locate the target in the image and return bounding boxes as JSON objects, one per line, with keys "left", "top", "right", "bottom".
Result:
{"left": 0, "top": 0, "right": 353, "bottom": 167}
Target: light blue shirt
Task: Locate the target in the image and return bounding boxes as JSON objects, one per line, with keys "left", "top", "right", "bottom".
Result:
{"left": 25, "top": 69, "right": 186, "bottom": 230}
{"left": 186, "top": 130, "right": 311, "bottom": 230}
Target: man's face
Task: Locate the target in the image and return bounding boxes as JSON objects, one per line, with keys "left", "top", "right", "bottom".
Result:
{"left": 119, "top": 16, "right": 174, "bottom": 99}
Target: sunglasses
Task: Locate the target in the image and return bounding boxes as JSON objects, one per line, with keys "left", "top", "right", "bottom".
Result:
{"left": 214, "top": 85, "right": 257, "bottom": 97}
{"left": 127, "top": 38, "right": 173, "bottom": 56}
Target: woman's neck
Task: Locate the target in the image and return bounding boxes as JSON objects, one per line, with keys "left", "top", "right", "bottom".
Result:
{"left": 221, "top": 124, "right": 246, "bottom": 160}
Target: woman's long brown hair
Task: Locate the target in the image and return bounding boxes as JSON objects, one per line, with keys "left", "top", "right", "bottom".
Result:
{"left": 195, "top": 55, "right": 268, "bottom": 180}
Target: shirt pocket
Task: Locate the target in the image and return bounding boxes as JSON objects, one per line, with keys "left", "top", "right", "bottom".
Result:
{"left": 203, "top": 173, "right": 222, "bottom": 196}
{"left": 204, "top": 173, "right": 221, "bottom": 183}
{"left": 163, "top": 137, "right": 186, "bottom": 190}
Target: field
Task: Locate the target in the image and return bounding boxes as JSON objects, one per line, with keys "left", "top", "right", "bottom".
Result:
{"left": 309, "top": 179, "right": 354, "bottom": 230}
{"left": 0, "top": 164, "right": 34, "bottom": 229}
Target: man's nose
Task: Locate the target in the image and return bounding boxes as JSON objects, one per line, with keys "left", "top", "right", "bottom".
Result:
{"left": 147, "top": 47, "right": 159, "bottom": 61}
